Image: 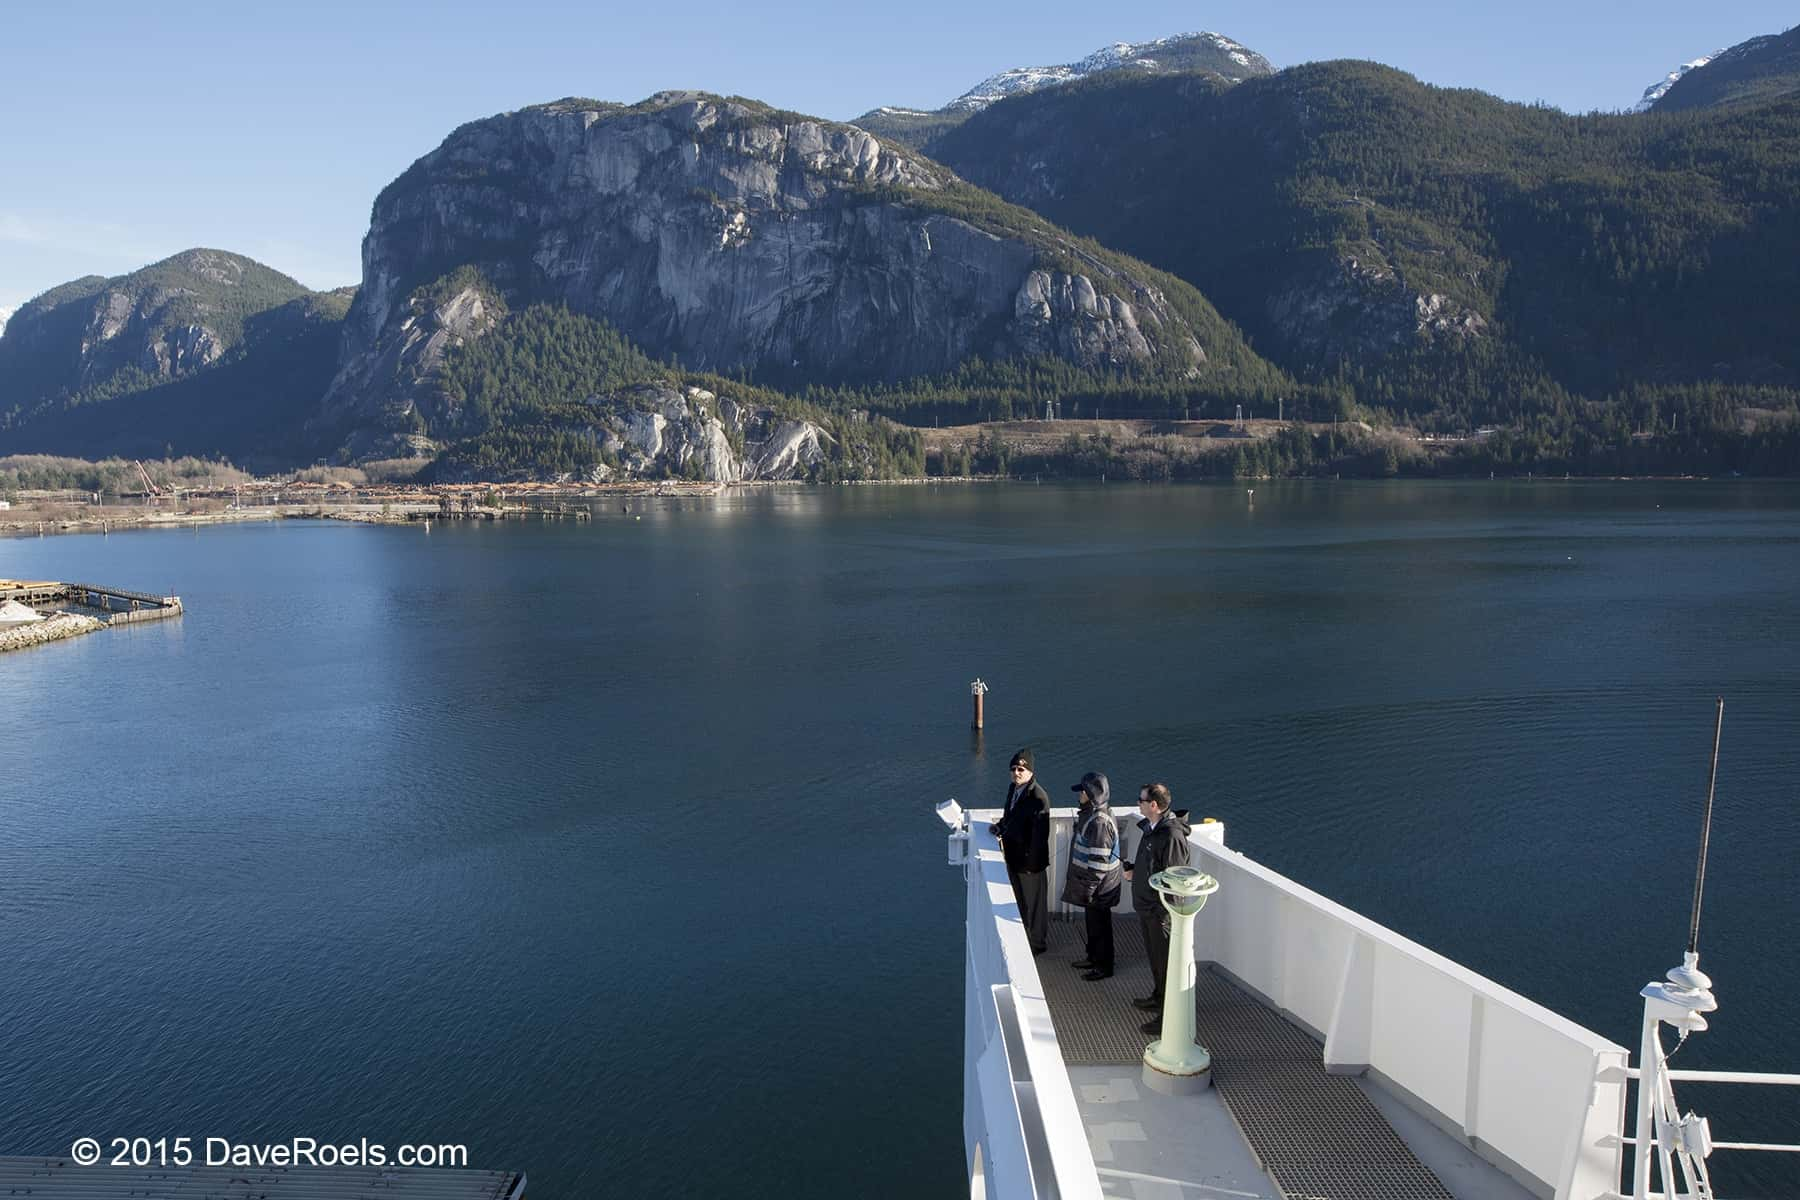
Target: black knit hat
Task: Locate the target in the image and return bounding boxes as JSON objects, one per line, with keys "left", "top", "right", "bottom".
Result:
{"left": 1009, "top": 748, "right": 1034, "bottom": 771}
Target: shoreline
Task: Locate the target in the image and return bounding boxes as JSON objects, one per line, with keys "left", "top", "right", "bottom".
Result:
{"left": 2, "top": 475, "right": 1779, "bottom": 540}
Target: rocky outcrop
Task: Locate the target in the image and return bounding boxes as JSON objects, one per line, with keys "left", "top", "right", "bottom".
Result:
{"left": 324, "top": 283, "right": 502, "bottom": 460}
{"left": 432, "top": 380, "right": 836, "bottom": 483}
{"left": 1265, "top": 250, "right": 1487, "bottom": 363}
{"left": 323, "top": 91, "right": 1220, "bottom": 451}
{"left": 1013, "top": 269, "right": 1157, "bottom": 363}
{"left": 76, "top": 286, "right": 223, "bottom": 384}
{"left": 71, "top": 253, "right": 270, "bottom": 384}
{"left": 598, "top": 383, "right": 833, "bottom": 482}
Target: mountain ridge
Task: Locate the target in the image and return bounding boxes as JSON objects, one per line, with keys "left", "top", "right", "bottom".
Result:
{"left": 851, "top": 32, "right": 1272, "bottom": 148}
{"left": 0, "top": 249, "right": 315, "bottom": 410}
{"left": 926, "top": 59, "right": 1800, "bottom": 431}
{"left": 1652, "top": 25, "right": 1800, "bottom": 112}
{"left": 6, "top": 28, "right": 1800, "bottom": 480}
{"left": 318, "top": 89, "right": 1282, "bottom": 465}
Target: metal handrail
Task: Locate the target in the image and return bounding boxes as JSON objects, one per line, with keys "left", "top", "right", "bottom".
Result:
{"left": 1624, "top": 1068, "right": 1800, "bottom": 1086}
{"left": 1623, "top": 1065, "right": 1800, "bottom": 1155}
{"left": 1620, "top": 1137, "right": 1800, "bottom": 1153}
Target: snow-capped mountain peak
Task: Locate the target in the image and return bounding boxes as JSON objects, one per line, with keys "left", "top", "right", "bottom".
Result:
{"left": 0, "top": 306, "right": 15, "bottom": 337}
{"left": 1635, "top": 52, "right": 1723, "bottom": 111}
{"left": 946, "top": 31, "right": 1271, "bottom": 113}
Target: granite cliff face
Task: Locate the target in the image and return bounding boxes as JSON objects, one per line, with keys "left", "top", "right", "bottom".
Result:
{"left": 321, "top": 92, "right": 1217, "bottom": 451}
{"left": 329, "top": 282, "right": 503, "bottom": 461}
{"left": 473, "top": 382, "right": 832, "bottom": 483}
{"left": 1262, "top": 249, "right": 1488, "bottom": 364}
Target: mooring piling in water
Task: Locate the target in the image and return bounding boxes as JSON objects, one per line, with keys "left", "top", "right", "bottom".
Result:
{"left": 970, "top": 678, "right": 989, "bottom": 730}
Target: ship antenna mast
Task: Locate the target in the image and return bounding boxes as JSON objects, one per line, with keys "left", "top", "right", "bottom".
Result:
{"left": 1628, "top": 699, "right": 1725, "bottom": 1200}
{"left": 1686, "top": 697, "right": 1724, "bottom": 956}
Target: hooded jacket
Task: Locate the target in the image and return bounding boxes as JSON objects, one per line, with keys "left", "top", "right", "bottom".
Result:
{"left": 1130, "top": 808, "right": 1192, "bottom": 914}
{"left": 1061, "top": 774, "right": 1122, "bottom": 908}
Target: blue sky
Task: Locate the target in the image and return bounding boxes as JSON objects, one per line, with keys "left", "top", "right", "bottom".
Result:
{"left": 1, "top": 1, "right": 1791, "bottom": 311}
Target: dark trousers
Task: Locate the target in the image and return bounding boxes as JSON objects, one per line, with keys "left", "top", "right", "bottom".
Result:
{"left": 1138, "top": 909, "right": 1170, "bottom": 999}
{"left": 1008, "top": 865, "right": 1048, "bottom": 953}
{"left": 1082, "top": 903, "right": 1114, "bottom": 971}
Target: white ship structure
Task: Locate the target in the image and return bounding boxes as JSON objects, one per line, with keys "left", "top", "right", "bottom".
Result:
{"left": 936, "top": 759, "right": 1797, "bottom": 1199}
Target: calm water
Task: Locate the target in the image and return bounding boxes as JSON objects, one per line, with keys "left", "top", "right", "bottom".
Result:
{"left": 2, "top": 482, "right": 1797, "bottom": 1197}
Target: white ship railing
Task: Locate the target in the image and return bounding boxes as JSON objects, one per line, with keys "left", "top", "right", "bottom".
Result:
{"left": 960, "top": 813, "right": 1103, "bottom": 1200}
{"left": 957, "top": 793, "right": 1785, "bottom": 1200}
{"left": 1042, "top": 810, "right": 1631, "bottom": 1200}
{"left": 1624, "top": 1067, "right": 1800, "bottom": 1152}
{"left": 1618, "top": 1043, "right": 1800, "bottom": 1197}
{"left": 1187, "top": 833, "right": 1630, "bottom": 1200}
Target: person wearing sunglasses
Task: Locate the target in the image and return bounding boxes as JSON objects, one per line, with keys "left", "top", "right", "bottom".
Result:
{"left": 1124, "top": 782, "right": 1191, "bottom": 1035}
{"left": 988, "top": 748, "right": 1051, "bottom": 956}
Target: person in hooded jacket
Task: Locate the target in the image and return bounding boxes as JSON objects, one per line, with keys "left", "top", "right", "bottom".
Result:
{"left": 1062, "top": 771, "right": 1122, "bottom": 981}
{"left": 1124, "top": 781, "right": 1191, "bottom": 1034}
{"left": 989, "top": 748, "right": 1051, "bottom": 955}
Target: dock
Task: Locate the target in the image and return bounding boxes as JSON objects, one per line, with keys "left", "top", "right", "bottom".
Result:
{"left": 0, "top": 579, "right": 185, "bottom": 653}
{"left": 60, "top": 581, "right": 185, "bottom": 624}
{"left": 1, "top": 579, "right": 184, "bottom": 622}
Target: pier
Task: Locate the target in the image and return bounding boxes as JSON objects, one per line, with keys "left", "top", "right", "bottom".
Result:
{"left": 1, "top": 579, "right": 184, "bottom": 623}
{"left": 62, "top": 581, "right": 185, "bottom": 623}
{"left": 0, "top": 579, "right": 185, "bottom": 653}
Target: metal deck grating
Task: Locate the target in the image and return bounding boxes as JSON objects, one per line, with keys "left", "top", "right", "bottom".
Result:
{"left": 1041, "top": 916, "right": 1456, "bottom": 1200}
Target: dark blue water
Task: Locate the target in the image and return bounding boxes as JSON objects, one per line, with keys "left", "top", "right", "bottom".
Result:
{"left": 2, "top": 481, "right": 1796, "bottom": 1196}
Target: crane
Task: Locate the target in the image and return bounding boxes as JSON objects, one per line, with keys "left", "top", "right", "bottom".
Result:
{"left": 133, "top": 460, "right": 163, "bottom": 498}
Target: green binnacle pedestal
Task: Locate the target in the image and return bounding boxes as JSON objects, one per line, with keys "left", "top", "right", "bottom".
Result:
{"left": 1143, "top": 866, "right": 1220, "bottom": 1096}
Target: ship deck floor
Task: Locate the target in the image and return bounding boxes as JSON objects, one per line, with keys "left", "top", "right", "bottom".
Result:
{"left": 1041, "top": 915, "right": 1535, "bottom": 1200}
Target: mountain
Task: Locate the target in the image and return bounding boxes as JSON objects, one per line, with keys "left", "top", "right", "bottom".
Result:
{"left": 852, "top": 32, "right": 1272, "bottom": 148}
{"left": 0, "top": 252, "right": 349, "bottom": 466}
{"left": 0, "top": 307, "right": 14, "bottom": 337}
{"left": 0, "top": 250, "right": 312, "bottom": 406}
{"left": 1635, "top": 53, "right": 1721, "bottom": 112}
{"left": 1652, "top": 26, "right": 1800, "bottom": 112}
{"left": 925, "top": 60, "right": 1800, "bottom": 434}
{"left": 316, "top": 90, "right": 1284, "bottom": 465}
{"left": 947, "top": 32, "right": 1273, "bottom": 113}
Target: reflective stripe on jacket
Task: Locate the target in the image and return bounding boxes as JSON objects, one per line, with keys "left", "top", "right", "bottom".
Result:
{"left": 1062, "top": 802, "right": 1122, "bottom": 908}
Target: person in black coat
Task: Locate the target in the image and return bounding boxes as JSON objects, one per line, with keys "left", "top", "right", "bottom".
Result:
{"left": 989, "top": 747, "right": 1051, "bottom": 955}
{"left": 1124, "top": 782, "right": 1191, "bottom": 1034}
